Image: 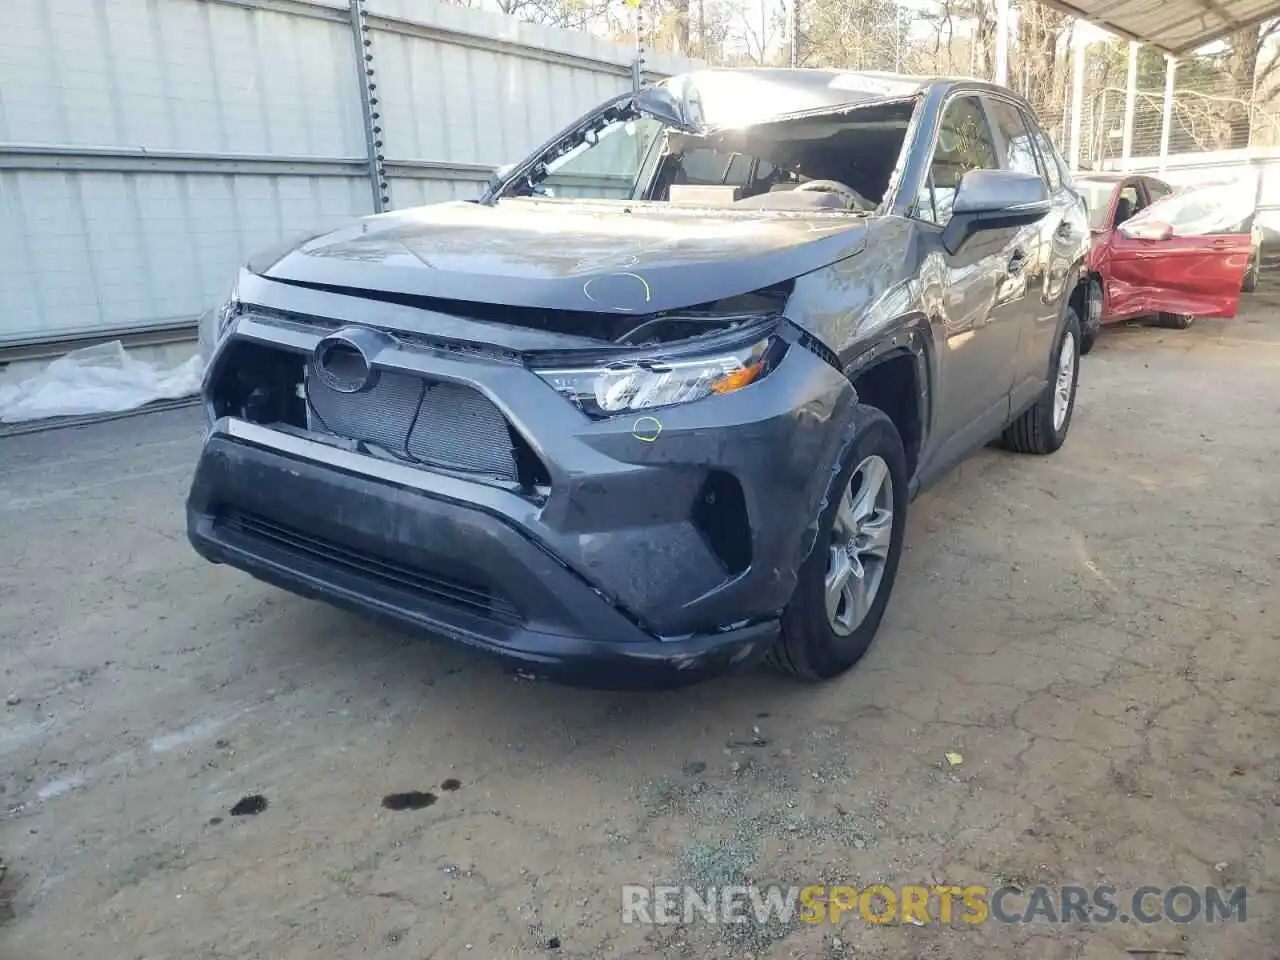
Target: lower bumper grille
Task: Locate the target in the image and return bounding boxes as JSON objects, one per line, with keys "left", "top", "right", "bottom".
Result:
{"left": 306, "top": 368, "right": 518, "bottom": 480}
{"left": 216, "top": 509, "right": 523, "bottom": 627}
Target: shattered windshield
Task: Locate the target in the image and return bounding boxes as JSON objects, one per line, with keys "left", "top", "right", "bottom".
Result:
{"left": 523, "top": 97, "right": 917, "bottom": 214}
{"left": 1124, "top": 182, "right": 1258, "bottom": 237}
{"left": 663, "top": 69, "right": 923, "bottom": 130}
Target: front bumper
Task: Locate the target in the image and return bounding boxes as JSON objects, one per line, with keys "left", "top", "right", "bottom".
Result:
{"left": 189, "top": 424, "right": 777, "bottom": 688}
{"left": 190, "top": 305, "right": 858, "bottom": 689}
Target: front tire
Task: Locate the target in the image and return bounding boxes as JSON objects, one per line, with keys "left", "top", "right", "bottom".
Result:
{"left": 1001, "top": 307, "right": 1081, "bottom": 455}
{"left": 769, "top": 406, "right": 908, "bottom": 681}
{"left": 1157, "top": 312, "right": 1194, "bottom": 330}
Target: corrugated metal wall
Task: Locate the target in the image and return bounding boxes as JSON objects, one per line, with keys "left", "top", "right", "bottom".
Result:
{"left": 0, "top": 0, "right": 696, "bottom": 347}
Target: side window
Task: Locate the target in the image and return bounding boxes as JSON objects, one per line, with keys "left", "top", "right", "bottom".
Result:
{"left": 1024, "top": 118, "right": 1067, "bottom": 192}
{"left": 989, "top": 100, "right": 1042, "bottom": 179}
{"left": 543, "top": 117, "right": 663, "bottom": 199}
{"left": 673, "top": 149, "right": 752, "bottom": 188}
{"left": 1145, "top": 179, "right": 1171, "bottom": 204}
{"left": 1114, "top": 184, "right": 1143, "bottom": 227}
{"left": 917, "top": 95, "right": 999, "bottom": 226}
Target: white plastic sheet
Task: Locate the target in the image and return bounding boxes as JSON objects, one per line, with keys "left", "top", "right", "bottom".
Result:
{"left": 0, "top": 341, "right": 205, "bottom": 424}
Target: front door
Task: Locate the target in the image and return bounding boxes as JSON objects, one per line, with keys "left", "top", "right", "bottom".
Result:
{"left": 1107, "top": 183, "right": 1252, "bottom": 319}
{"left": 913, "top": 94, "right": 1022, "bottom": 458}
{"left": 1093, "top": 179, "right": 1150, "bottom": 322}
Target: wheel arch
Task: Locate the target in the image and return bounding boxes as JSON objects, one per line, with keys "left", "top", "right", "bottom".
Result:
{"left": 1057, "top": 258, "right": 1095, "bottom": 355}
{"left": 841, "top": 311, "right": 935, "bottom": 482}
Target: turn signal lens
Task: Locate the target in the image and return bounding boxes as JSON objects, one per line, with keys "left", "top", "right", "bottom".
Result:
{"left": 537, "top": 336, "right": 784, "bottom": 418}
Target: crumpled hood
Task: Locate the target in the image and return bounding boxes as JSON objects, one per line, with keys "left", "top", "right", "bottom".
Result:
{"left": 260, "top": 199, "right": 868, "bottom": 315}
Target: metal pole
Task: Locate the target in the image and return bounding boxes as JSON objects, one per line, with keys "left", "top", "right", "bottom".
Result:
{"left": 789, "top": 0, "right": 799, "bottom": 67}
{"left": 1160, "top": 55, "right": 1176, "bottom": 173}
{"left": 633, "top": 0, "right": 645, "bottom": 94}
{"left": 1248, "top": 44, "right": 1260, "bottom": 148}
{"left": 1069, "top": 30, "right": 1086, "bottom": 170}
{"left": 995, "top": 0, "right": 1009, "bottom": 86}
{"left": 1122, "top": 41, "right": 1138, "bottom": 169}
{"left": 895, "top": 4, "right": 902, "bottom": 72}
{"left": 348, "top": 0, "right": 387, "bottom": 213}
{"left": 1096, "top": 88, "right": 1107, "bottom": 166}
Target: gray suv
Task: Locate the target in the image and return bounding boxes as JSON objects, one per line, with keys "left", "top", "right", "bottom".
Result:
{"left": 188, "top": 69, "right": 1091, "bottom": 689}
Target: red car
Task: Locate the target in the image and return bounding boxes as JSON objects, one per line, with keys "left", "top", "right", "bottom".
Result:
{"left": 1073, "top": 173, "right": 1261, "bottom": 353}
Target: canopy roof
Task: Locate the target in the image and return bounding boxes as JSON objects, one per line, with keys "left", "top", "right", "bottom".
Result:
{"left": 1042, "top": 0, "right": 1280, "bottom": 55}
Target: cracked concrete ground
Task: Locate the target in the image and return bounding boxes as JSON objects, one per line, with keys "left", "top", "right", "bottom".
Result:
{"left": 2, "top": 291, "right": 1278, "bottom": 960}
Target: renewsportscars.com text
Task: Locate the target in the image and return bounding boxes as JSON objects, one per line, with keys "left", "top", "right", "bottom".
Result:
{"left": 622, "top": 884, "right": 1247, "bottom": 926}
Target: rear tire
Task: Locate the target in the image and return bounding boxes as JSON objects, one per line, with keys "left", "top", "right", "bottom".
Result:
{"left": 1242, "top": 249, "right": 1260, "bottom": 293}
{"left": 1079, "top": 279, "right": 1102, "bottom": 356}
{"left": 1080, "top": 328, "right": 1098, "bottom": 356}
{"left": 769, "top": 406, "right": 908, "bottom": 681}
{"left": 1157, "top": 312, "right": 1194, "bottom": 330}
{"left": 1001, "top": 307, "right": 1081, "bottom": 456}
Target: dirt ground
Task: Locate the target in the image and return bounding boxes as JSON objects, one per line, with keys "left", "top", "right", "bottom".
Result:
{"left": 2, "top": 289, "right": 1279, "bottom": 960}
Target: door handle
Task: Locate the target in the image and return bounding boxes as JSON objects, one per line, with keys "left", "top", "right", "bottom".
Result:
{"left": 1007, "top": 249, "right": 1028, "bottom": 274}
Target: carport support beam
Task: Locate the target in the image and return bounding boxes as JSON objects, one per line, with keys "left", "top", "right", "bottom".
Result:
{"left": 995, "top": 0, "right": 1009, "bottom": 85}
{"left": 1160, "top": 55, "right": 1177, "bottom": 173}
{"left": 1069, "top": 30, "right": 1086, "bottom": 170}
{"left": 1122, "top": 41, "right": 1138, "bottom": 169}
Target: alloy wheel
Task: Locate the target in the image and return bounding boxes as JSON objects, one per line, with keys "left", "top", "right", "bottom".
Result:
{"left": 825, "top": 455, "right": 894, "bottom": 637}
{"left": 1053, "top": 330, "right": 1076, "bottom": 432}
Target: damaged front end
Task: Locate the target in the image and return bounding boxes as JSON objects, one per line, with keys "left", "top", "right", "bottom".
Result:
{"left": 185, "top": 67, "right": 929, "bottom": 686}
{"left": 189, "top": 266, "right": 859, "bottom": 687}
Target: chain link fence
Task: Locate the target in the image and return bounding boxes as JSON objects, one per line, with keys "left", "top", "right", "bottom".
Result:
{"left": 1063, "top": 40, "right": 1279, "bottom": 168}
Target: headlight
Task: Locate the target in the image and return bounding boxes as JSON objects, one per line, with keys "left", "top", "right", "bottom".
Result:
{"left": 536, "top": 335, "right": 785, "bottom": 417}
{"left": 214, "top": 295, "right": 240, "bottom": 341}
{"left": 198, "top": 275, "right": 241, "bottom": 364}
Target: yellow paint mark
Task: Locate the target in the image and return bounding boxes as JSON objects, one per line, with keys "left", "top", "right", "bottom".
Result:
{"left": 632, "top": 416, "right": 662, "bottom": 443}
{"left": 582, "top": 272, "right": 653, "bottom": 309}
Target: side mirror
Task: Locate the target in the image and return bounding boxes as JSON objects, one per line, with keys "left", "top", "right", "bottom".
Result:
{"left": 1118, "top": 219, "right": 1174, "bottom": 241}
{"left": 952, "top": 169, "right": 1050, "bottom": 217}
{"left": 942, "top": 170, "right": 1051, "bottom": 254}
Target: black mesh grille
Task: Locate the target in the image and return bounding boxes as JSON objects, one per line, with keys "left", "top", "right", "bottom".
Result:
{"left": 217, "top": 509, "right": 522, "bottom": 626}
{"left": 306, "top": 368, "right": 518, "bottom": 479}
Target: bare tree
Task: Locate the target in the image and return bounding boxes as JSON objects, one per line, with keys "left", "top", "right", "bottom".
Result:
{"left": 1220, "top": 21, "right": 1280, "bottom": 146}
{"left": 729, "top": 0, "right": 786, "bottom": 65}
